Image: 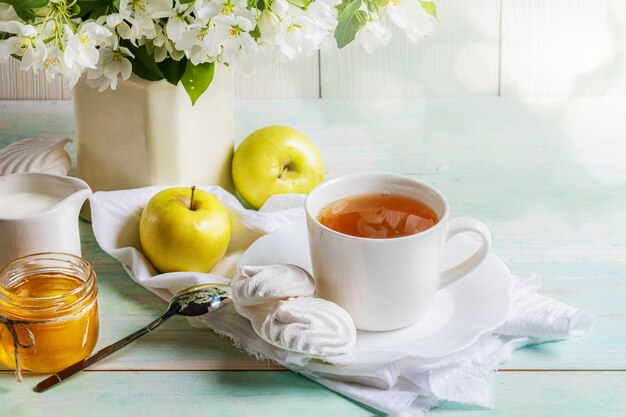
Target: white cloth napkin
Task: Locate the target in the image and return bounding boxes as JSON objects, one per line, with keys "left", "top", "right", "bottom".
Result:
{"left": 89, "top": 186, "right": 593, "bottom": 416}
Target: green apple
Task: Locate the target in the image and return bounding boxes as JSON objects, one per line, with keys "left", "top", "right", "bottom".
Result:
{"left": 232, "top": 126, "right": 324, "bottom": 209}
{"left": 139, "top": 186, "right": 231, "bottom": 273}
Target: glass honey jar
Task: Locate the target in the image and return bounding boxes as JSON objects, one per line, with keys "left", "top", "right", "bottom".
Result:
{"left": 0, "top": 253, "right": 99, "bottom": 380}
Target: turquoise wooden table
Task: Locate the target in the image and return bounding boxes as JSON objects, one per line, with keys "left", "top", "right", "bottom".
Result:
{"left": 1, "top": 99, "right": 625, "bottom": 416}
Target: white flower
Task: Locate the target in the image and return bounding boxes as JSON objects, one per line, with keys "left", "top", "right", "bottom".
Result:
{"left": 270, "top": 0, "right": 290, "bottom": 18}
{"left": 196, "top": 0, "right": 255, "bottom": 23}
{"left": 175, "top": 23, "right": 218, "bottom": 64}
{"left": 259, "top": 0, "right": 335, "bottom": 62}
{"left": 122, "top": 0, "right": 173, "bottom": 19}
{"left": 42, "top": 46, "right": 64, "bottom": 82}
{"left": 98, "top": 13, "right": 134, "bottom": 47}
{"left": 42, "top": 46, "right": 82, "bottom": 88}
{"left": 86, "top": 47, "right": 134, "bottom": 91}
{"left": 64, "top": 22, "right": 112, "bottom": 71}
{"left": 273, "top": 20, "right": 297, "bottom": 60}
{"left": 238, "top": 41, "right": 276, "bottom": 72}
{"left": 274, "top": 15, "right": 308, "bottom": 60}
{"left": 166, "top": 15, "right": 187, "bottom": 42}
{"left": 116, "top": 0, "right": 174, "bottom": 44}
{"left": 355, "top": 20, "right": 391, "bottom": 53}
{"left": 258, "top": 9, "right": 279, "bottom": 41}
{"left": 193, "top": 0, "right": 221, "bottom": 21}
{"left": 0, "top": 21, "right": 43, "bottom": 67}
{"left": 259, "top": 1, "right": 303, "bottom": 61}
{"left": 143, "top": 0, "right": 175, "bottom": 19}
{"left": 295, "top": 0, "right": 342, "bottom": 56}
{"left": 20, "top": 37, "right": 47, "bottom": 74}
{"left": 153, "top": 23, "right": 185, "bottom": 61}
{"left": 387, "top": 0, "right": 434, "bottom": 43}
{"left": 306, "top": 0, "right": 341, "bottom": 33}
{"left": 210, "top": 14, "right": 258, "bottom": 64}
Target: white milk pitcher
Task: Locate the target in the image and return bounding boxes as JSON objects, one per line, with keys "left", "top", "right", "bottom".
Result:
{"left": 0, "top": 173, "right": 92, "bottom": 268}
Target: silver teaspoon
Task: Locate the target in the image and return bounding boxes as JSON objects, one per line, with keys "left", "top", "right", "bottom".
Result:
{"left": 34, "top": 283, "right": 231, "bottom": 393}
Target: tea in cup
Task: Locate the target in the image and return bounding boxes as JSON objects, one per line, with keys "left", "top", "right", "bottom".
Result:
{"left": 305, "top": 173, "right": 492, "bottom": 331}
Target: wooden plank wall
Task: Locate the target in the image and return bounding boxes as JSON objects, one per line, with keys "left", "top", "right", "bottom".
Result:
{"left": 2, "top": 0, "right": 626, "bottom": 99}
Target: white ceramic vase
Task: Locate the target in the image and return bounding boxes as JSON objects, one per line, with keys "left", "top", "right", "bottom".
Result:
{"left": 72, "top": 66, "right": 235, "bottom": 195}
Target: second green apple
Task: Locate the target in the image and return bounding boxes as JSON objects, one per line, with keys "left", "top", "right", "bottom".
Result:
{"left": 232, "top": 126, "right": 325, "bottom": 209}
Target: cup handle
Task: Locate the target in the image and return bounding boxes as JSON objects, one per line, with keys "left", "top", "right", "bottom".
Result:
{"left": 439, "top": 217, "right": 492, "bottom": 290}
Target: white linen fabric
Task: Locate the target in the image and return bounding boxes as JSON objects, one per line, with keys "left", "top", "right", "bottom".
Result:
{"left": 89, "top": 186, "right": 592, "bottom": 416}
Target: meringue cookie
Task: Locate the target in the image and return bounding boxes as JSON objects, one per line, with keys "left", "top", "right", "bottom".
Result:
{"left": 231, "top": 264, "right": 315, "bottom": 306}
{"left": 0, "top": 137, "right": 72, "bottom": 176}
{"left": 260, "top": 297, "right": 357, "bottom": 357}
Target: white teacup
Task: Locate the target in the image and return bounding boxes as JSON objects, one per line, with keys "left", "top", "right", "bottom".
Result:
{"left": 305, "top": 173, "right": 492, "bottom": 331}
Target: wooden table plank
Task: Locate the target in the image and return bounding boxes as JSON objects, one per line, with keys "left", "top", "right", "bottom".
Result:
{"left": 1, "top": 371, "right": 624, "bottom": 417}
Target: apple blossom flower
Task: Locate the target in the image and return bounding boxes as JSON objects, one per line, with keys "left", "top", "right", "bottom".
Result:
{"left": 115, "top": 0, "right": 174, "bottom": 44}
{"left": 210, "top": 14, "right": 258, "bottom": 64}
{"left": 305, "top": 0, "right": 341, "bottom": 43}
{"left": 99, "top": 13, "right": 136, "bottom": 47}
{"left": 387, "top": 0, "right": 434, "bottom": 43}
{"left": 151, "top": 23, "right": 185, "bottom": 61}
{"left": 64, "top": 22, "right": 112, "bottom": 71}
{"left": 42, "top": 46, "right": 82, "bottom": 88}
{"left": 307, "top": 0, "right": 341, "bottom": 31}
{"left": 355, "top": 20, "right": 391, "bottom": 53}
{"left": 166, "top": 15, "right": 188, "bottom": 43}
{"left": 193, "top": 0, "right": 220, "bottom": 21}
{"left": 0, "top": 21, "right": 44, "bottom": 69}
{"left": 273, "top": 15, "right": 308, "bottom": 60}
{"left": 196, "top": 0, "right": 256, "bottom": 23}
{"left": 175, "top": 23, "right": 219, "bottom": 64}
{"left": 257, "top": 9, "right": 279, "bottom": 42}
{"left": 259, "top": 0, "right": 337, "bottom": 62}
{"left": 237, "top": 40, "right": 277, "bottom": 72}
{"left": 122, "top": 0, "right": 174, "bottom": 20}
{"left": 86, "top": 47, "right": 134, "bottom": 92}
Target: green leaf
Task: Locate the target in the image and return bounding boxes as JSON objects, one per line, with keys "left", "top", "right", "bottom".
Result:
{"left": 419, "top": 0, "right": 438, "bottom": 22}
{"left": 75, "top": 0, "right": 114, "bottom": 19}
{"left": 334, "top": 0, "right": 366, "bottom": 48}
{"left": 337, "top": 0, "right": 360, "bottom": 21}
{"left": 179, "top": 0, "right": 194, "bottom": 3}
{"left": 249, "top": 25, "right": 261, "bottom": 40}
{"left": 70, "top": 4, "right": 81, "bottom": 17}
{"left": 247, "top": 0, "right": 265, "bottom": 12}
{"left": 181, "top": 61, "right": 215, "bottom": 106}
{"left": 12, "top": 6, "right": 38, "bottom": 22}
{"left": 157, "top": 57, "right": 188, "bottom": 86}
{"left": 124, "top": 42, "right": 164, "bottom": 82}
{"left": 0, "top": 0, "right": 48, "bottom": 8}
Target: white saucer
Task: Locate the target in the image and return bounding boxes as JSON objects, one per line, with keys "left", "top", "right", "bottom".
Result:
{"left": 238, "top": 221, "right": 513, "bottom": 364}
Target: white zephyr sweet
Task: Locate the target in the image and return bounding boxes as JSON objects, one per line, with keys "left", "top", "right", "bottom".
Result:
{"left": 0, "top": 137, "right": 72, "bottom": 176}
{"left": 260, "top": 296, "right": 357, "bottom": 357}
{"left": 231, "top": 264, "right": 315, "bottom": 306}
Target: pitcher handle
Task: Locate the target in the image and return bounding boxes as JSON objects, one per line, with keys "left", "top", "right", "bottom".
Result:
{"left": 439, "top": 217, "right": 492, "bottom": 290}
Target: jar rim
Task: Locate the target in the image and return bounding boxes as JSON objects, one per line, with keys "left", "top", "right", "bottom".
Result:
{"left": 0, "top": 252, "right": 96, "bottom": 304}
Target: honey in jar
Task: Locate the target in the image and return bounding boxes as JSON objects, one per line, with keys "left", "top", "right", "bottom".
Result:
{"left": 0, "top": 253, "right": 99, "bottom": 375}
